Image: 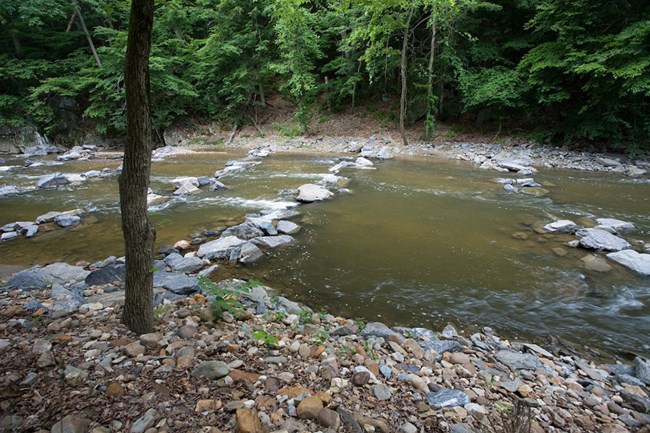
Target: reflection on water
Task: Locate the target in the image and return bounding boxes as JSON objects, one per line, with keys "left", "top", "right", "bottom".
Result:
{"left": 1, "top": 151, "right": 649, "bottom": 356}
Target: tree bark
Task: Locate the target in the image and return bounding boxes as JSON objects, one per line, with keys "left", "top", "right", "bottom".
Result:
{"left": 425, "top": 18, "right": 437, "bottom": 140}
{"left": 76, "top": 6, "right": 103, "bottom": 68}
{"left": 120, "top": 0, "right": 155, "bottom": 335}
{"left": 10, "top": 32, "right": 23, "bottom": 57}
{"left": 399, "top": 8, "right": 414, "bottom": 146}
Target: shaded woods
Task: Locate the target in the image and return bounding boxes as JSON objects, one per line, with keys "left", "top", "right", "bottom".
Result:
{"left": 1, "top": 0, "right": 649, "bottom": 153}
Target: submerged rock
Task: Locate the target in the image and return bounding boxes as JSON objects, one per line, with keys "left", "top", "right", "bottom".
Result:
{"left": 581, "top": 254, "right": 612, "bottom": 272}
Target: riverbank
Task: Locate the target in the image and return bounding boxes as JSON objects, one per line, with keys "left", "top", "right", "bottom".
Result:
{"left": 1, "top": 136, "right": 649, "bottom": 432}
{"left": 1, "top": 276, "right": 649, "bottom": 433}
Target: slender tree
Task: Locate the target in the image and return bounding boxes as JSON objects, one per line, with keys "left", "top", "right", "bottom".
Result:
{"left": 119, "top": 0, "right": 155, "bottom": 334}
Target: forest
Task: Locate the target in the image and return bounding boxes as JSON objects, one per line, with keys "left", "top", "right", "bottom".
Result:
{"left": 1, "top": 0, "right": 649, "bottom": 153}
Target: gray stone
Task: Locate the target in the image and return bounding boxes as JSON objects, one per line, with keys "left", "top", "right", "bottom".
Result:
{"left": 38, "top": 172, "right": 70, "bottom": 189}
{"left": 296, "top": 184, "right": 333, "bottom": 202}
{"left": 252, "top": 235, "right": 296, "bottom": 249}
{"left": 360, "top": 145, "right": 393, "bottom": 160}
{"left": 191, "top": 360, "right": 230, "bottom": 379}
{"left": 24, "top": 224, "right": 39, "bottom": 238}
{"left": 425, "top": 389, "right": 470, "bottom": 408}
{"left": 0, "top": 415, "right": 22, "bottom": 431}
{"left": 238, "top": 242, "right": 265, "bottom": 264}
{"left": 36, "top": 211, "right": 63, "bottom": 224}
{"left": 50, "top": 284, "right": 85, "bottom": 317}
{"left": 634, "top": 357, "right": 650, "bottom": 385}
{"left": 2, "top": 263, "right": 89, "bottom": 292}
{"left": 577, "top": 228, "right": 631, "bottom": 251}
{"left": 544, "top": 220, "right": 578, "bottom": 233}
{"left": 222, "top": 222, "right": 265, "bottom": 240}
{"left": 173, "top": 182, "right": 200, "bottom": 195}
{"left": 153, "top": 271, "right": 199, "bottom": 295}
{"left": 607, "top": 250, "right": 650, "bottom": 276}
{"left": 197, "top": 236, "right": 246, "bottom": 260}
{"left": 85, "top": 264, "right": 126, "bottom": 286}
{"left": 277, "top": 220, "right": 300, "bottom": 234}
{"left": 495, "top": 350, "right": 542, "bottom": 371}
{"left": 172, "top": 176, "right": 199, "bottom": 189}
{"left": 581, "top": 254, "right": 612, "bottom": 272}
{"left": 50, "top": 414, "right": 91, "bottom": 433}
{"left": 370, "top": 383, "right": 392, "bottom": 401}
{"left": 449, "top": 424, "right": 479, "bottom": 433}
{"left": 257, "top": 221, "right": 277, "bottom": 235}
{"left": 1, "top": 232, "right": 18, "bottom": 242}
{"left": 419, "top": 340, "right": 463, "bottom": 354}
{"left": 337, "top": 407, "right": 363, "bottom": 433}
{"left": 130, "top": 409, "right": 159, "bottom": 433}
{"left": 361, "top": 322, "right": 399, "bottom": 339}
{"left": 168, "top": 256, "right": 204, "bottom": 274}
{"left": 395, "top": 326, "right": 437, "bottom": 340}
{"left": 595, "top": 218, "right": 635, "bottom": 233}
{"left": 0, "top": 185, "right": 19, "bottom": 197}
{"left": 442, "top": 324, "right": 458, "bottom": 339}
{"left": 55, "top": 215, "right": 81, "bottom": 228}
{"left": 400, "top": 422, "right": 417, "bottom": 433}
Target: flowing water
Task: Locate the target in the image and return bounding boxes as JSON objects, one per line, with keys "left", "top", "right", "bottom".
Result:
{"left": 1, "top": 150, "right": 649, "bottom": 357}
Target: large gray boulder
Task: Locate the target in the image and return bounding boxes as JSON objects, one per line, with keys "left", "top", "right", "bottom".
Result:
{"left": 197, "top": 236, "right": 245, "bottom": 260}
{"left": 576, "top": 228, "right": 631, "bottom": 251}
{"left": 37, "top": 173, "right": 70, "bottom": 189}
{"left": 221, "top": 222, "right": 265, "bottom": 240}
{"left": 252, "top": 235, "right": 296, "bottom": 249}
{"left": 276, "top": 220, "right": 300, "bottom": 235}
{"left": 296, "top": 184, "right": 333, "bottom": 203}
{"left": 4, "top": 263, "right": 90, "bottom": 291}
{"left": 238, "top": 242, "right": 265, "bottom": 264}
{"left": 607, "top": 250, "right": 650, "bottom": 276}
{"left": 85, "top": 264, "right": 126, "bottom": 286}
{"left": 153, "top": 271, "right": 199, "bottom": 295}
{"left": 168, "top": 256, "right": 204, "bottom": 274}
{"left": 595, "top": 218, "right": 635, "bottom": 233}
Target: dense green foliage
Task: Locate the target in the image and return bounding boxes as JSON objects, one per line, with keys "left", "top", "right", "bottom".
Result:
{"left": 1, "top": 0, "right": 648, "bottom": 152}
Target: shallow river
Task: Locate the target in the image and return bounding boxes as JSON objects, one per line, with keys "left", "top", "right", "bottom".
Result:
{"left": 1, "top": 150, "right": 649, "bottom": 357}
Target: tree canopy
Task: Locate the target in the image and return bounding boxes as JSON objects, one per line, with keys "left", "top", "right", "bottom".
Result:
{"left": 1, "top": 0, "right": 648, "bottom": 153}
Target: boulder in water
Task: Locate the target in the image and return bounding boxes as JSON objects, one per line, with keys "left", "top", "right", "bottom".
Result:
{"left": 296, "top": 184, "right": 333, "bottom": 203}
{"left": 607, "top": 250, "right": 650, "bottom": 276}
{"left": 576, "top": 228, "right": 631, "bottom": 251}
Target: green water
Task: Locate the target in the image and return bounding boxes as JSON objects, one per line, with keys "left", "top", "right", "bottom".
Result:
{"left": 1, "top": 151, "right": 649, "bottom": 356}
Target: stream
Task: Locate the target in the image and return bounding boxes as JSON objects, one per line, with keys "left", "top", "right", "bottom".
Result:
{"left": 1, "top": 150, "right": 649, "bottom": 357}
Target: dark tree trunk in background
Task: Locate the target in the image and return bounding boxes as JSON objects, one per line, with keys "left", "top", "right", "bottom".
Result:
{"left": 399, "top": 8, "right": 413, "bottom": 146}
{"left": 119, "top": 0, "right": 155, "bottom": 335}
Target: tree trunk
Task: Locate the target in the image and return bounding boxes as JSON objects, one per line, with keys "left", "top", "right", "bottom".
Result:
{"left": 425, "top": 19, "right": 437, "bottom": 141}
{"left": 120, "top": 0, "right": 155, "bottom": 335}
{"left": 76, "top": 6, "right": 103, "bottom": 68}
{"left": 399, "top": 8, "right": 414, "bottom": 146}
{"left": 10, "top": 32, "right": 23, "bottom": 57}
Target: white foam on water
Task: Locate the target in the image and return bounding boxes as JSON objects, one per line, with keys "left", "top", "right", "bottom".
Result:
{"left": 201, "top": 196, "right": 299, "bottom": 210}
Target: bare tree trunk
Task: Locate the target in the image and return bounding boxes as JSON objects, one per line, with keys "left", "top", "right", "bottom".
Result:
{"left": 10, "top": 32, "right": 23, "bottom": 57}
{"left": 76, "top": 6, "right": 103, "bottom": 68}
{"left": 120, "top": 0, "right": 155, "bottom": 335}
{"left": 425, "top": 19, "right": 437, "bottom": 141}
{"left": 258, "top": 83, "right": 266, "bottom": 107}
{"left": 66, "top": 12, "right": 76, "bottom": 32}
{"left": 399, "top": 8, "right": 414, "bottom": 146}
